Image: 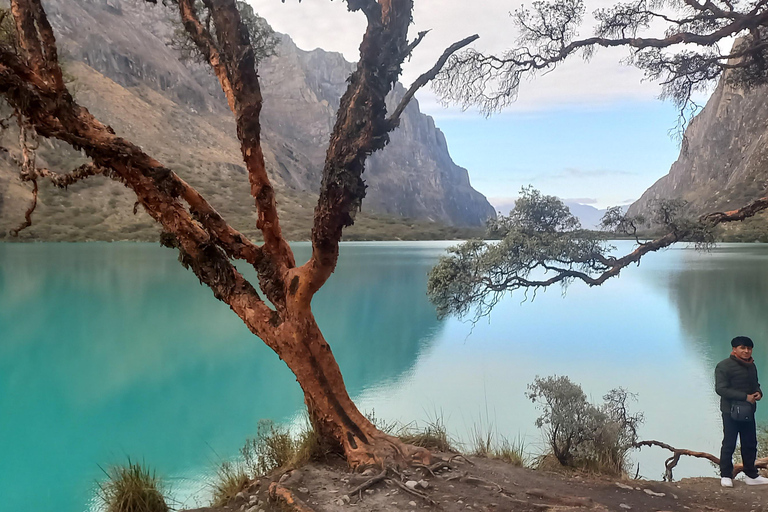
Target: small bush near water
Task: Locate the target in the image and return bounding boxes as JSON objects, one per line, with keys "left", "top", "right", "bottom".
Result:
{"left": 97, "top": 459, "right": 169, "bottom": 512}
{"left": 527, "top": 375, "right": 643, "bottom": 475}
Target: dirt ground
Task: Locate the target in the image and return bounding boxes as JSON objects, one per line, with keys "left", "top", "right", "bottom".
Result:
{"left": 185, "top": 453, "right": 768, "bottom": 512}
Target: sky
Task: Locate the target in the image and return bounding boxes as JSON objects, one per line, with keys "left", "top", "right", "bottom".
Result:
{"left": 253, "top": 0, "right": 717, "bottom": 211}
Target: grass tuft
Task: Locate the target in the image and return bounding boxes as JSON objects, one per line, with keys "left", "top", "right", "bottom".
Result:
{"left": 467, "top": 421, "right": 528, "bottom": 467}
{"left": 291, "top": 418, "right": 327, "bottom": 467}
{"left": 492, "top": 436, "right": 528, "bottom": 467}
{"left": 97, "top": 459, "right": 169, "bottom": 512}
{"left": 398, "top": 416, "right": 454, "bottom": 452}
{"left": 210, "top": 460, "right": 249, "bottom": 508}
{"left": 210, "top": 418, "right": 328, "bottom": 507}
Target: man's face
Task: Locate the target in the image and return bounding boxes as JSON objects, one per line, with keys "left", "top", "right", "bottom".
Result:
{"left": 733, "top": 344, "right": 753, "bottom": 361}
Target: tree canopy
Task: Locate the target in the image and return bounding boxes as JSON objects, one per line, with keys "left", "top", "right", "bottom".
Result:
{"left": 427, "top": 187, "right": 768, "bottom": 320}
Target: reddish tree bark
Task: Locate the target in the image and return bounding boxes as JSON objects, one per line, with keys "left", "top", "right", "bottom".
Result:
{"left": 0, "top": 0, "right": 476, "bottom": 468}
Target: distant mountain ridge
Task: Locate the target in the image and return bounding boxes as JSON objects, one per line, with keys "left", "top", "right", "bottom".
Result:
{"left": 0, "top": 0, "right": 495, "bottom": 241}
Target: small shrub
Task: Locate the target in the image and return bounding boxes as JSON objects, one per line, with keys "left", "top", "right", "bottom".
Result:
{"left": 527, "top": 375, "right": 642, "bottom": 475}
{"left": 97, "top": 459, "right": 169, "bottom": 512}
{"left": 249, "top": 419, "right": 295, "bottom": 475}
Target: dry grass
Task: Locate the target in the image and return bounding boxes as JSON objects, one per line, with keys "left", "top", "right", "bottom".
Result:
{"left": 468, "top": 422, "right": 528, "bottom": 467}
{"left": 492, "top": 436, "right": 528, "bottom": 467}
{"left": 97, "top": 459, "right": 169, "bottom": 512}
{"left": 209, "top": 461, "right": 250, "bottom": 508}
{"left": 210, "top": 418, "right": 328, "bottom": 507}
{"left": 397, "top": 416, "right": 455, "bottom": 453}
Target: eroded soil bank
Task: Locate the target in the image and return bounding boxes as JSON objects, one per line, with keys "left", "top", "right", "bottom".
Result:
{"left": 185, "top": 454, "right": 768, "bottom": 512}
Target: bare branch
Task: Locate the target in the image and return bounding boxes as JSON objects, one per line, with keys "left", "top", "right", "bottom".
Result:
{"left": 9, "top": 176, "right": 36, "bottom": 236}
{"left": 402, "top": 29, "right": 429, "bottom": 60}
{"left": 635, "top": 440, "right": 768, "bottom": 481}
{"left": 36, "top": 163, "right": 105, "bottom": 188}
{"left": 436, "top": 0, "right": 768, "bottom": 120}
{"left": 700, "top": 195, "right": 768, "bottom": 223}
{"left": 387, "top": 34, "right": 479, "bottom": 127}
{"left": 0, "top": 45, "right": 277, "bottom": 339}
{"left": 176, "top": 0, "right": 295, "bottom": 281}
{"left": 303, "top": 0, "right": 417, "bottom": 297}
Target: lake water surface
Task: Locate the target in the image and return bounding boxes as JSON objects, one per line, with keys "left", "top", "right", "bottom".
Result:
{"left": 2, "top": 241, "right": 768, "bottom": 511}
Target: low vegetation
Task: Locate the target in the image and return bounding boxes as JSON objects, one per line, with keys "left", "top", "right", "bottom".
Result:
{"left": 527, "top": 375, "right": 643, "bottom": 476}
{"left": 100, "top": 376, "right": 645, "bottom": 510}
{"left": 97, "top": 459, "right": 169, "bottom": 512}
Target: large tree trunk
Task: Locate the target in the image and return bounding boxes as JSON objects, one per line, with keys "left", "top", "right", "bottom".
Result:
{"left": 273, "top": 310, "right": 430, "bottom": 467}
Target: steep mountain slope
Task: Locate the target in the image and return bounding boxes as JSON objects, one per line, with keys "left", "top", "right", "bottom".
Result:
{"left": 628, "top": 63, "right": 768, "bottom": 220}
{"left": 0, "top": 0, "right": 494, "bottom": 241}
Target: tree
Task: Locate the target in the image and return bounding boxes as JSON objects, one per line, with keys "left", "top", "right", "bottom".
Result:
{"left": 427, "top": 187, "right": 768, "bottom": 319}
{"left": 0, "top": 0, "right": 478, "bottom": 468}
{"left": 427, "top": 0, "right": 768, "bottom": 319}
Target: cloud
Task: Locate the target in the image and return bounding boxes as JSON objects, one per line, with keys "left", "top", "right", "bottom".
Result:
{"left": 531, "top": 167, "right": 638, "bottom": 182}
{"left": 564, "top": 197, "right": 598, "bottom": 205}
{"left": 487, "top": 196, "right": 518, "bottom": 214}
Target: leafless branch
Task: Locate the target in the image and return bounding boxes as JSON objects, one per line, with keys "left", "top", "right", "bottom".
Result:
{"left": 387, "top": 34, "right": 479, "bottom": 127}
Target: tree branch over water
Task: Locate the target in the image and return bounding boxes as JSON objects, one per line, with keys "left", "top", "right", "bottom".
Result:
{"left": 427, "top": 187, "right": 768, "bottom": 320}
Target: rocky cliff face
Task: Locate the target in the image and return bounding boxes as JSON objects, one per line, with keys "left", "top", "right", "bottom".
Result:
{"left": 628, "top": 64, "right": 768, "bottom": 219}
{"left": 0, "top": 0, "right": 494, "bottom": 240}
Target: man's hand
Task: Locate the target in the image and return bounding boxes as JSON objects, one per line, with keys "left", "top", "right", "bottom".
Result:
{"left": 747, "top": 393, "right": 760, "bottom": 404}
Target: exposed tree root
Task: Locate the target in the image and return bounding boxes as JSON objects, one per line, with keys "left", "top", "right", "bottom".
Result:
{"left": 386, "top": 477, "right": 438, "bottom": 505}
{"left": 526, "top": 488, "right": 593, "bottom": 508}
{"left": 448, "top": 453, "right": 476, "bottom": 466}
{"left": 635, "top": 439, "right": 768, "bottom": 481}
{"left": 445, "top": 469, "right": 517, "bottom": 500}
{"left": 413, "top": 460, "right": 451, "bottom": 477}
{"left": 344, "top": 468, "right": 387, "bottom": 497}
{"left": 268, "top": 481, "right": 316, "bottom": 512}
{"left": 344, "top": 430, "right": 433, "bottom": 470}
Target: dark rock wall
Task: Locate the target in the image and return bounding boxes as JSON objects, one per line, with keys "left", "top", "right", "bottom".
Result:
{"left": 628, "top": 63, "right": 768, "bottom": 218}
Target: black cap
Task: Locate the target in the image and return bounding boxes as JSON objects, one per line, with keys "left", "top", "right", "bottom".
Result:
{"left": 732, "top": 336, "right": 754, "bottom": 348}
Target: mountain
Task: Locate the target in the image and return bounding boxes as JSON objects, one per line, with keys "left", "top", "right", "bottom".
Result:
{"left": 628, "top": 52, "right": 768, "bottom": 224}
{"left": 563, "top": 202, "right": 618, "bottom": 230}
{"left": 0, "top": 0, "right": 495, "bottom": 241}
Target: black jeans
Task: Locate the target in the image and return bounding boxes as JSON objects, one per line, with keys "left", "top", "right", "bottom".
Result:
{"left": 720, "top": 412, "right": 758, "bottom": 478}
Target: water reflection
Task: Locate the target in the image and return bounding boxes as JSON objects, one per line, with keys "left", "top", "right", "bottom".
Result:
{"left": 0, "top": 242, "right": 444, "bottom": 512}
{"left": 654, "top": 245, "right": 768, "bottom": 419}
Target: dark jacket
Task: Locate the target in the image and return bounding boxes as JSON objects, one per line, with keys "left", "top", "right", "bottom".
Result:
{"left": 715, "top": 355, "right": 762, "bottom": 414}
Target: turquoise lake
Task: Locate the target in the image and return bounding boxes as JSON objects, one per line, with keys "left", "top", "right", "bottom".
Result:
{"left": 2, "top": 241, "right": 768, "bottom": 511}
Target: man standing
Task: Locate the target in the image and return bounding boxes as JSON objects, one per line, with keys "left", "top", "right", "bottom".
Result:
{"left": 716, "top": 336, "right": 768, "bottom": 487}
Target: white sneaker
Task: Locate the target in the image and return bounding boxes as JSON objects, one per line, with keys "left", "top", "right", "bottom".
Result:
{"left": 745, "top": 475, "right": 768, "bottom": 486}
{"left": 721, "top": 477, "right": 734, "bottom": 487}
